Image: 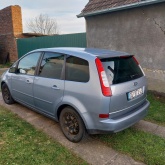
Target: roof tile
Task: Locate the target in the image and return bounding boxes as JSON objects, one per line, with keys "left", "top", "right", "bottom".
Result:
{"left": 81, "top": 0, "right": 142, "bottom": 14}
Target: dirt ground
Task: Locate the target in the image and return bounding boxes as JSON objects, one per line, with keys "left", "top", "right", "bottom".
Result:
{"left": 0, "top": 69, "right": 7, "bottom": 76}
{"left": 149, "top": 90, "right": 165, "bottom": 103}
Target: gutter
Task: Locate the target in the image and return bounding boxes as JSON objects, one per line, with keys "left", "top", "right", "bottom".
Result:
{"left": 77, "top": 0, "right": 165, "bottom": 18}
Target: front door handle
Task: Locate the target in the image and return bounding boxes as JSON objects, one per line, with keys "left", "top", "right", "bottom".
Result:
{"left": 51, "top": 85, "right": 60, "bottom": 90}
{"left": 26, "top": 79, "right": 32, "bottom": 84}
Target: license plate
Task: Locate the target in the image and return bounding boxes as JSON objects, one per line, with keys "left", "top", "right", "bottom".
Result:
{"left": 127, "top": 87, "right": 143, "bottom": 100}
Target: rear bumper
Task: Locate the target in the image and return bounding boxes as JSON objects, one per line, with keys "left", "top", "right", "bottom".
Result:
{"left": 87, "top": 100, "right": 150, "bottom": 134}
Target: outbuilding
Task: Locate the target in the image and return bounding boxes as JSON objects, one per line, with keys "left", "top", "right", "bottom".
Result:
{"left": 78, "top": 0, "right": 165, "bottom": 93}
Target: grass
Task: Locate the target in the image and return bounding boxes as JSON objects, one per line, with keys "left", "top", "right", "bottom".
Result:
{"left": 146, "top": 91, "right": 165, "bottom": 126}
{"left": 94, "top": 128, "right": 165, "bottom": 165}
{"left": 0, "top": 106, "right": 87, "bottom": 165}
{"left": 0, "top": 62, "right": 11, "bottom": 68}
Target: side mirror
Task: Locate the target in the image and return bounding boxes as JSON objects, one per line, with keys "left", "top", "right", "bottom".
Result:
{"left": 9, "top": 67, "right": 17, "bottom": 73}
{"left": 19, "top": 69, "right": 26, "bottom": 74}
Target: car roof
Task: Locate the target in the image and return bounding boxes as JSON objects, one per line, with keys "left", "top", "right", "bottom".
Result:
{"left": 31, "top": 47, "right": 130, "bottom": 59}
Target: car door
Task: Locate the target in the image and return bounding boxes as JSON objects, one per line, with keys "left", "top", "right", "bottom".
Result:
{"left": 11, "top": 52, "right": 41, "bottom": 107}
{"left": 33, "top": 52, "right": 65, "bottom": 116}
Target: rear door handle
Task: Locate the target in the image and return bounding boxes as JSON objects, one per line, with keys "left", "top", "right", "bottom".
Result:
{"left": 51, "top": 85, "right": 60, "bottom": 90}
{"left": 26, "top": 79, "right": 33, "bottom": 84}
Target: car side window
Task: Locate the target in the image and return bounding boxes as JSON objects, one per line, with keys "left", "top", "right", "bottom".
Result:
{"left": 66, "top": 56, "right": 89, "bottom": 82}
{"left": 39, "top": 52, "right": 64, "bottom": 79}
{"left": 17, "top": 52, "right": 41, "bottom": 75}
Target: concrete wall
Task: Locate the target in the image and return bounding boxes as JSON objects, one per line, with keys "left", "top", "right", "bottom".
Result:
{"left": 0, "top": 5, "right": 23, "bottom": 63}
{"left": 86, "top": 3, "right": 165, "bottom": 93}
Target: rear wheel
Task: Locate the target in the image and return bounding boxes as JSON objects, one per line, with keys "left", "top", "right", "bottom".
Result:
{"left": 59, "top": 107, "right": 87, "bottom": 143}
{"left": 2, "top": 83, "right": 15, "bottom": 104}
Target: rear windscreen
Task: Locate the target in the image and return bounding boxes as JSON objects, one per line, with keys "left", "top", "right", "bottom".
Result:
{"left": 101, "top": 56, "right": 144, "bottom": 85}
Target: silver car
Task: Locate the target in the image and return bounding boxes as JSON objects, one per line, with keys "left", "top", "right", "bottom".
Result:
{"left": 1, "top": 48, "right": 150, "bottom": 142}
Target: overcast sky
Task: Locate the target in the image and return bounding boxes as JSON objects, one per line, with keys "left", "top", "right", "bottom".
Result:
{"left": 0, "top": 0, "right": 88, "bottom": 34}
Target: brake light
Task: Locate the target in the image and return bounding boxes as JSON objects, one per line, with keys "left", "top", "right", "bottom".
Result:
{"left": 95, "top": 58, "right": 112, "bottom": 97}
{"left": 133, "top": 56, "right": 139, "bottom": 65}
{"left": 120, "top": 56, "right": 129, "bottom": 58}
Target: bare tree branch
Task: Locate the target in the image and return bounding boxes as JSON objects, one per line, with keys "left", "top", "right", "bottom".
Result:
{"left": 26, "top": 14, "right": 60, "bottom": 35}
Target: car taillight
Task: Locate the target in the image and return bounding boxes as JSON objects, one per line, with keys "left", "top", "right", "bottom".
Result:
{"left": 95, "top": 58, "right": 112, "bottom": 97}
{"left": 133, "top": 56, "right": 139, "bottom": 65}
{"left": 120, "top": 56, "right": 129, "bottom": 58}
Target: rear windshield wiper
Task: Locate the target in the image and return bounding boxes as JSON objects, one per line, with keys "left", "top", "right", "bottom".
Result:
{"left": 107, "top": 66, "right": 114, "bottom": 74}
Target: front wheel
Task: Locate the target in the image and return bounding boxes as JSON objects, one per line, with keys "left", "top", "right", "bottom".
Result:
{"left": 59, "top": 107, "right": 87, "bottom": 143}
{"left": 1, "top": 83, "right": 15, "bottom": 104}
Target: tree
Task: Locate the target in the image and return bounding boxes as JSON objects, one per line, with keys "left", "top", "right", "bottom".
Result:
{"left": 27, "top": 14, "right": 60, "bottom": 35}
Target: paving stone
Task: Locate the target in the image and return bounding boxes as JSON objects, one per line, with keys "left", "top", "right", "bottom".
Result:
{"left": 107, "top": 154, "right": 145, "bottom": 165}
{"left": 134, "top": 120, "right": 165, "bottom": 138}
{"left": 73, "top": 139, "right": 118, "bottom": 165}
{"left": 155, "top": 125, "right": 165, "bottom": 138}
{"left": 134, "top": 120, "right": 158, "bottom": 134}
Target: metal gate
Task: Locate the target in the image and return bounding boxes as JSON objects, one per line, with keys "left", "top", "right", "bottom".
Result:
{"left": 17, "top": 33, "right": 87, "bottom": 58}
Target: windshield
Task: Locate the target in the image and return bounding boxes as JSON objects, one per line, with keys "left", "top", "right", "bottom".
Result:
{"left": 101, "top": 56, "right": 144, "bottom": 85}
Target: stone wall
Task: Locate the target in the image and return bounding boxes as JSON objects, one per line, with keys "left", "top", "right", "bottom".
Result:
{"left": 85, "top": 3, "right": 165, "bottom": 93}
{"left": 0, "top": 5, "right": 22, "bottom": 63}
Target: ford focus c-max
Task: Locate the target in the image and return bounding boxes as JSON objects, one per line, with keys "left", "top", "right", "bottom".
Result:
{"left": 1, "top": 48, "right": 150, "bottom": 142}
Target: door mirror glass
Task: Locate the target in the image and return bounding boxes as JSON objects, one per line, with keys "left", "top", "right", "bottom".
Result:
{"left": 19, "top": 69, "right": 26, "bottom": 74}
{"left": 9, "top": 62, "right": 18, "bottom": 73}
{"left": 9, "top": 66, "right": 17, "bottom": 73}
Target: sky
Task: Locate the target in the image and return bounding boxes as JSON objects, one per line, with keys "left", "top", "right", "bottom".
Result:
{"left": 0, "top": 0, "right": 89, "bottom": 34}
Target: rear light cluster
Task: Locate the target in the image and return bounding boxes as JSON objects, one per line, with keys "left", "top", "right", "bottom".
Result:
{"left": 95, "top": 58, "right": 112, "bottom": 97}
{"left": 95, "top": 58, "right": 111, "bottom": 119}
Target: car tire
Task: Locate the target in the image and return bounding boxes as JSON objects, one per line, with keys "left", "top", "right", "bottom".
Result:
{"left": 59, "top": 107, "right": 87, "bottom": 143}
{"left": 2, "top": 83, "right": 15, "bottom": 104}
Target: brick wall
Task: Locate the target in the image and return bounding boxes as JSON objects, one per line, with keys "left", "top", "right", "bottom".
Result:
{"left": 0, "top": 5, "right": 22, "bottom": 63}
{"left": 11, "top": 5, "right": 23, "bottom": 36}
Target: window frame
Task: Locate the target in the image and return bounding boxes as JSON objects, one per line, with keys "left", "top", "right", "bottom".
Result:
{"left": 13, "top": 50, "right": 90, "bottom": 83}
{"left": 65, "top": 54, "right": 90, "bottom": 83}
{"left": 15, "top": 51, "right": 43, "bottom": 76}
{"left": 101, "top": 56, "right": 144, "bottom": 85}
{"left": 36, "top": 51, "right": 65, "bottom": 80}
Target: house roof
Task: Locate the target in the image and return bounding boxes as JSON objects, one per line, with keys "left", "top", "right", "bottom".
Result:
{"left": 77, "top": 0, "right": 165, "bottom": 17}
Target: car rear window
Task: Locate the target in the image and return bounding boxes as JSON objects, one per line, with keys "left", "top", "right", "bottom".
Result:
{"left": 101, "top": 56, "right": 144, "bottom": 85}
